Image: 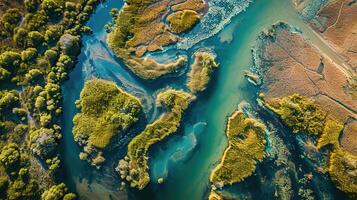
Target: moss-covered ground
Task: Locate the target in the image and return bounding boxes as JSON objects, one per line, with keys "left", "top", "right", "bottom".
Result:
{"left": 167, "top": 10, "right": 200, "bottom": 34}
{"left": 210, "top": 110, "right": 266, "bottom": 186}
{"left": 117, "top": 89, "right": 195, "bottom": 189}
{"left": 73, "top": 79, "right": 142, "bottom": 167}
{"left": 263, "top": 93, "right": 357, "bottom": 197}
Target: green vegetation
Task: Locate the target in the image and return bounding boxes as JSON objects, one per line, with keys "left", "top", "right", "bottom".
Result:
{"left": 210, "top": 110, "right": 266, "bottom": 186}
{"left": 187, "top": 50, "right": 219, "bottom": 93}
{"left": 329, "top": 148, "right": 357, "bottom": 197}
{"left": 317, "top": 119, "right": 343, "bottom": 149}
{"left": 41, "top": 183, "right": 77, "bottom": 200}
{"left": 107, "top": 0, "right": 205, "bottom": 79}
{"left": 167, "top": 10, "right": 200, "bottom": 33}
{"left": 0, "top": 0, "right": 101, "bottom": 198}
{"left": 117, "top": 89, "right": 195, "bottom": 189}
{"left": 73, "top": 79, "right": 142, "bottom": 167}
{"left": 263, "top": 94, "right": 327, "bottom": 135}
{"left": 263, "top": 94, "right": 357, "bottom": 197}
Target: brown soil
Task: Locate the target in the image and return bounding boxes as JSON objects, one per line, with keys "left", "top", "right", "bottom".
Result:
{"left": 310, "top": 0, "right": 357, "bottom": 71}
{"left": 256, "top": 23, "right": 357, "bottom": 155}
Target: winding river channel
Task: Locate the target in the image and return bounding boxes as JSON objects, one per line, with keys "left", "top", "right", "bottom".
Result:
{"left": 60, "top": 0, "right": 347, "bottom": 199}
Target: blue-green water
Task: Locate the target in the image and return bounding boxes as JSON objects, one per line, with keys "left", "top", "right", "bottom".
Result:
{"left": 61, "top": 0, "right": 347, "bottom": 199}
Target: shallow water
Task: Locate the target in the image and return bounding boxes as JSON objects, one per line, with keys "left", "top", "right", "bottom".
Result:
{"left": 60, "top": 0, "right": 346, "bottom": 199}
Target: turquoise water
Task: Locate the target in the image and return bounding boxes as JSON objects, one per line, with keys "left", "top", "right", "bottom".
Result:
{"left": 60, "top": 0, "right": 347, "bottom": 199}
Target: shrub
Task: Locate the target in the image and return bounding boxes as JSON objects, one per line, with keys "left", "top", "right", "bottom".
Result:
{"left": 0, "top": 51, "right": 21, "bottom": 72}
{"left": 41, "top": 183, "right": 70, "bottom": 200}
{"left": 25, "top": 0, "right": 41, "bottom": 12}
{"left": 0, "top": 143, "right": 21, "bottom": 172}
{"left": 27, "top": 31, "right": 45, "bottom": 47}
{"left": 21, "top": 48, "right": 38, "bottom": 62}
{"left": 42, "top": 0, "right": 64, "bottom": 18}
{"left": 1, "top": 8, "right": 22, "bottom": 33}
{"left": 13, "top": 28, "right": 29, "bottom": 48}
{"left": 45, "top": 25, "right": 63, "bottom": 44}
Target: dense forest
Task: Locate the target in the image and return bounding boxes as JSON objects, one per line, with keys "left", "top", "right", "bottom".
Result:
{"left": 0, "top": 0, "right": 100, "bottom": 199}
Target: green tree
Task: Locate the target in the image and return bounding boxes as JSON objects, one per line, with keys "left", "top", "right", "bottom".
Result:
{"left": 0, "top": 67, "right": 10, "bottom": 81}
{"left": 0, "top": 91, "right": 19, "bottom": 113}
{"left": 42, "top": 0, "right": 64, "bottom": 18}
{"left": 41, "top": 183, "right": 70, "bottom": 200}
{"left": 110, "top": 8, "right": 119, "bottom": 20}
{"left": 25, "top": 0, "right": 41, "bottom": 12}
{"left": 44, "top": 25, "right": 62, "bottom": 44}
{"left": 0, "top": 143, "right": 21, "bottom": 172}
{"left": 0, "top": 51, "right": 21, "bottom": 72}
{"left": 27, "top": 31, "right": 45, "bottom": 47}
{"left": 13, "top": 28, "right": 29, "bottom": 48}
{"left": 21, "top": 48, "right": 38, "bottom": 62}
{"left": 44, "top": 49, "right": 58, "bottom": 65}
{"left": 1, "top": 8, "right": 22, "bottom": 33}
{"left": 7, "top": 172, "right": 39, "bottom": 200}
{"left": 24, "top": 68, "right": 43, "bottom": 84}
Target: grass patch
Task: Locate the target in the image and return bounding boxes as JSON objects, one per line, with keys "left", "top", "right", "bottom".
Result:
{"left": 106, "top": 0, "right": 204, "bottom": 79}
{"left": 117, "top": 89, "right": 195, "bottom": 189}
{"left": 187, "top": 50, "right": 219, "bottom": 93}
{"left": 264, "top": 94, "right": 327, "bottom": 135}
{"left": 210, "top": 110, "right": 266, "bottom": 186}
{"left": 73, "top": 79, "right": 142, "bottom": 167}
{"left": 167, "top": 10, "right": 200, "bottom": 34}
{"left": 263, "top": 93, "right": 357, "bottom": 197}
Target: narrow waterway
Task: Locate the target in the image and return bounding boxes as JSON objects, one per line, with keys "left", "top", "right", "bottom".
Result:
{"left": 60, "top": 0, "right": 345, "bottom": 199}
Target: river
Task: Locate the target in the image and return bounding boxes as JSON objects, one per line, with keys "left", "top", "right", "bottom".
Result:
{"left": 61, "top": 0, "right": 345, "bottom": 199}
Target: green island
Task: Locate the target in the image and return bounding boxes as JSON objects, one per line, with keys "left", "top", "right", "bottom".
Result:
{"left": 263, "top": 94, "right": 357, "bottom": 197}
{"left": 187, "top": 50, "right": 219, "bottom": 93}
{"left": 72, "top": 79, "right": 142, "bottom": 168}
{"left": 209, "top": 108, "right": 266, "bottom": 187}
{"left": 0, "top": 0, "right": 100, "bottom": 198}
{"left": 116, "top": 89, "right": 195, "bottom": 189}
{"left": 107, "top": 0, "right": 206, "bottom": 79}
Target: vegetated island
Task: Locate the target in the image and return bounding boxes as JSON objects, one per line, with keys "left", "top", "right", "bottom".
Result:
{"left": 107, "top": 0, "right": 207, "bottom": 79}
{"left": 250, "top": 22, "right": 357, "bottom": 197}
{"left": 73, "top": 79, "right": 142, "bottom": 168}
{"left": 251, "top": 22, "right": 356, "bottom": 154}
{"left": 116, "top": 89, "right": 195, "bottom": 189}
{"left": 209, "top": 105, "right": 266, "bottom": 199}
{"left": 262, "top": 94, "right": 357, "bottom": 197}
{"left": 187, "top": 50, "right": 219, "bottom": 93}
{"left": 0, "top": 0, "right": 101, "bottom": 198}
